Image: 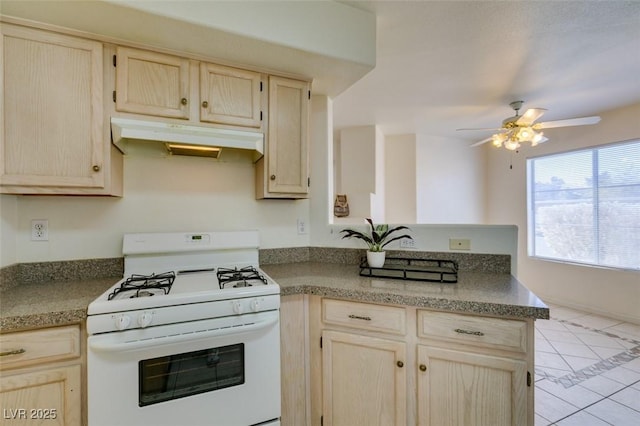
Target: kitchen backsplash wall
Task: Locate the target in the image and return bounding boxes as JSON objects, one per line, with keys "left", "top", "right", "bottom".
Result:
{"left": 5, "top": 150, "right": 310, "bottom": 266}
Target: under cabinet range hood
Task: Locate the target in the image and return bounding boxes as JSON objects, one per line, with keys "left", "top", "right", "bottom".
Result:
{"left": 110, "top": 117, "right": 264, "bottom": 160}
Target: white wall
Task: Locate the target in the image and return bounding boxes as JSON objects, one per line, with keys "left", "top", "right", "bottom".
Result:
{"left": 385, "top": 134, "right": 417, "bottom": 223}
{"left": 4, "top": 147, "right": 310, "bottom": 265}
{"left": 486, "top": 102, "right": 640, "bottom": 323}
{"left": 336, "top": 125, "right": 385, "bottom": 222}
{"left": 416, "top": 135, "right": 486, "bottom": 223}
{"left": 0, "top": 194, "right": 18, "bottom": 266}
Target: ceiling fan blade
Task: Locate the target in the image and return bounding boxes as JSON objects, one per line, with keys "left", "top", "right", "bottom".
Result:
{"left": 515, "top": 108, "right": 547, "bottom": 126}
{"left": 470, "top": 136, "right": 493, "bottom": 147}
{"left": 456, "top": 127, "right": 503, "bottom": 132}
{"left": 536, "top": 116, "right": 601, "bottom": 129}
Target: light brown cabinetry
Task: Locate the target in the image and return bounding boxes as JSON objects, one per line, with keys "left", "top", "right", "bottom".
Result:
{"left": 280, "top": 295, "right": 310, "bottom": 426}
{"left": 256, "top": 76, "right": 310, "bottom": 198}
{"left": 309, "top": 297, "right": 534, "bottom": 426}
{"left": 0, "top": 325, "right": 83, "bottom": 426}
{"left": 317, "top": 299, "right": 408, "bottom": 426}
{"left": 200, "top": 62, "right": 262, "bottom": 127}
{"left": 0, "top": 24, "right": 122, "bottom": 195}
{"left": 114, "top": 46, "right": 263, "bottom": 129}
{"left": 322, "top": 330, "right": 407, "bottom": 426}
{"left": 416, "top": 310, "right": 530, "bottom": 426}
{"left": 115, "top": 47, "right": 190, "bottom": 119}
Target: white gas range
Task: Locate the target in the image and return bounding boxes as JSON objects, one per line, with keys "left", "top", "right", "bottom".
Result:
{"left": 87, "top": 230, "right": 281, "bottom": 426}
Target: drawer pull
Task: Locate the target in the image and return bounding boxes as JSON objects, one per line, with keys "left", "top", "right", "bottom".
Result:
{"left": 0, "top": 348, "right": 26, "bottom": 357}
{"left": 419, "top": 364, "right": 427, "bottom": 372}
{"left": 348, "top": 314, "right": 372, "bottom": 321}
{"left": 454, "top": 328, "right": 485, "bottom": 336}
{"left": 396, "top": 361, "right": 404, "bottom": 368}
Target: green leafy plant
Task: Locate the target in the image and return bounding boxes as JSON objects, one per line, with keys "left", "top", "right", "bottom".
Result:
{"left": 340, "top": 218, "right": 413, "bottom": 252}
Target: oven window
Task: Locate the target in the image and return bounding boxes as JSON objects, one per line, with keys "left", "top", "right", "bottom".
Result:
{"left": 139, "top": 343, "right": 244, "bottom": 406}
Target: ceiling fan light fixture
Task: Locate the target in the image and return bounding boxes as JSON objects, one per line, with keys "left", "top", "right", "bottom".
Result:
{"left": 531, "top": 131, "right": 544, "bottom": 145}
{"left": 463, "top": 102, "right": 601, "bottom": 151}
{"left": 518, "top": 127, "right": 534, "bottom": 140}
{"left": 504, "top": 139, "right": 520, "bottom": 151}
{"left": 492, "top": 133, "right": 507, "bottom": 147}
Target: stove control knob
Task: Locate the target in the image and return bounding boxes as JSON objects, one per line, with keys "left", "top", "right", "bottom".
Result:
{"left": 232, "top": 301, "right": 243, "bottom": 314}
{"left": 250, "top": 299, "right": 261, "bottom": 312}
{"left": 115, "top": 314, "right": 131, "bottom": 330}
{"left": 138, "top": 311, "right": 153, "bottom": 328}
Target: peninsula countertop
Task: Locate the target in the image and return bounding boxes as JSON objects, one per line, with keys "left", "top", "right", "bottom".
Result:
{"left": 261, "top": 262, "right": 549, "bottom": 320}
{"left": 1, "top": 261, "right": 548, "bottom": 333}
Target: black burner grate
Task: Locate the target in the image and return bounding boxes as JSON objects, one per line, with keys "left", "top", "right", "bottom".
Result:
{"left": 216, "top": 266, "right": 267, "bottom": 289}
{"left": 108, "top": 271, "right": 176, "bottom": 300}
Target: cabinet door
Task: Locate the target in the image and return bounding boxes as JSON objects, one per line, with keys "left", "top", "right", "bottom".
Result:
{"left": 0, "top": 25, "right": 104, "bottom": 189}
{"left": 115, "top": 47, "right": 190, "bottom": 119}
{"left": 200, "top": 63, "right": 262, "bottom": 128}
{"left": 0, "top": 364, "right": 81, "bottom": 426}
{"left": 322, "top": 330, "right": 406, "bottom": 426}
{"left": 266, "top": 76, "right": 310, "bottom": 195}
{"left": 417, "top": 345, "right": 528, "bottom": 426}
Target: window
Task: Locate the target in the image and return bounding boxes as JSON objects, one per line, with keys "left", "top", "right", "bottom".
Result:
{"left": 527, "top": 140, "right": 640, "bottom": 270}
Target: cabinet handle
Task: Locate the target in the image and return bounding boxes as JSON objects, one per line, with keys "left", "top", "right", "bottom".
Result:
{"left": 419, "top": 364, "right": 427, "bottom": 372}
{"left": 396, "top": 361, "right": 404, "bottom": 368}
{"left": 348, "top": 314, "right": 371, "bottom": 321}
{"left": 270, "top": 174, "right": 276, "bottom": 181}
{"left": 201, "top": 101, "right": 208, "bottom": 108}
{"left": 0, "top": 348, "right": 26, "bottom": 357}
{"left": 181, "top": 98, "right": 188, "bottom": 105}
{"left": 92, "top": 165, "right": 101, "bottom": 172}
{"left": 454, "top": 328, "right": 485, "bottom": 336}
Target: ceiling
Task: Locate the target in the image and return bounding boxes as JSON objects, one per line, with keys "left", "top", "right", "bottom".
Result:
{"left": 334, "top": 1, "right": 640, "bottom": 144}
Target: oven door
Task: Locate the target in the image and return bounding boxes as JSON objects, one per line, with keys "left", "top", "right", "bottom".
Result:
{"left": 88, "top": 310, "right": 280, "bottom": 426}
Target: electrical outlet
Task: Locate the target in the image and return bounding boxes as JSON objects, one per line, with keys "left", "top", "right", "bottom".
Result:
{"left": 449, "top": 238, "right": 471, "bottom": 250}
{"left": 400, "top": 238, "right": 416, "bottom": 249}
{"left": 31, "top": 219, "right": 49, "bottom": 241}
{"left": 297, "top": 219, "right": 308, "bottom": 235}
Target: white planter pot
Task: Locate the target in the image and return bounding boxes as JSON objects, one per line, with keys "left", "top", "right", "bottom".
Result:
{"left": 366, "top": 251, "right": 386, "bottom": 268}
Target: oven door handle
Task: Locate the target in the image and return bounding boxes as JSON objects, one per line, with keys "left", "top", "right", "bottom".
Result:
{"left": 88, "top": 315, "right": 278, "bottom": 353}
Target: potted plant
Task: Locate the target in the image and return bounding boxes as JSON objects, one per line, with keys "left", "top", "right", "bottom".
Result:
{"left": 340, "top": 218, "right": 413, "bottom": 268}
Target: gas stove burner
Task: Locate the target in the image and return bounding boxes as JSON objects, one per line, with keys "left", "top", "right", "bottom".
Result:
{"left": 130, "top": 290, "right": 156, "bottom": 298}
{"left": 108, "top": 271, "right": 176, "bottom": 300}
{"left": 216, "top": 266, "right": 267, "bottom": 289}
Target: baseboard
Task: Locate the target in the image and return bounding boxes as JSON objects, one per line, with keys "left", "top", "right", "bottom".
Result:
{"left": 538, "top": 294, "right": 640, "bottom": 325}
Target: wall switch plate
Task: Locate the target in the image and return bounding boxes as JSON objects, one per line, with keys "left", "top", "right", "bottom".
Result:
{"left": 400, "top": 239, "right": 416, "bottom": 249}
{"left": 31, "top": 219, "right": 49, "bottom": 241}
{"left": 449, "top": 238, "right": 470, "bottom": 250}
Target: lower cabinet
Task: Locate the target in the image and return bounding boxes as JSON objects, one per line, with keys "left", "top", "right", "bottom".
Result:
{"left": 322, "top": 330, "right": 406, "bottom": 426}
{"left": 416, "top": 346, "right": 527, "bottom": 426}
{"left": 0, "top": 325, "right": 83, "bottom": 426}
{"left": 307, "top": 296, "right": 534, "bottom": 426}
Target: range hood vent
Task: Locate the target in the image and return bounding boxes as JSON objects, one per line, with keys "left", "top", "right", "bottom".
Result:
{"left": 111, "top": 117, "right": 264, "bottom": 161}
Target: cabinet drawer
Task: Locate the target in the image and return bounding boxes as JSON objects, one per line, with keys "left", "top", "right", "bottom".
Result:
{"left": 322, "top": 299, "right": 406, "bottom": 335}
{"left": 417, "top": 311, "right": 527, "bottom": 353}
{"left": 0, "top": 325, "right": 80, "bottom": 370}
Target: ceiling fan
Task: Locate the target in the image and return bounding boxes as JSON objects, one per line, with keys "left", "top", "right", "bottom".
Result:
{"left": 458, "top": 101, "right": 601, "bottom": 150}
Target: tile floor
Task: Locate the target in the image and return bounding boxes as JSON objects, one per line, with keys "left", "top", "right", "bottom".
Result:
{"left": 535, "top": 303, "right": 640, "bottom": 425}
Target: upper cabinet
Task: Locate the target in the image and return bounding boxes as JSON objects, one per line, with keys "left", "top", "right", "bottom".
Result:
{"left": 0, "top": 24, "right": 122, "bottom": 195}
{"left": 114, "top": 47, "right": 264, "bottom": 129}
{"left": 256, "top": 76, "right": 310, "bottom": 199}
{"left": 115, "top": 47, "right": 190, "bottom": 119}
{"left": 200, "top": 63, "right": 262, "bottom": 128}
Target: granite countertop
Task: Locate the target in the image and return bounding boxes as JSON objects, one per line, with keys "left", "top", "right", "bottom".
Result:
{"left": 261, "top": 262, "right": 549, "bottom": 320}
{"left": 0, "top": 277, "right": 118, "bottom": 332}
{"left": 1, "top": 259, "right": 548, "bottom": 333}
